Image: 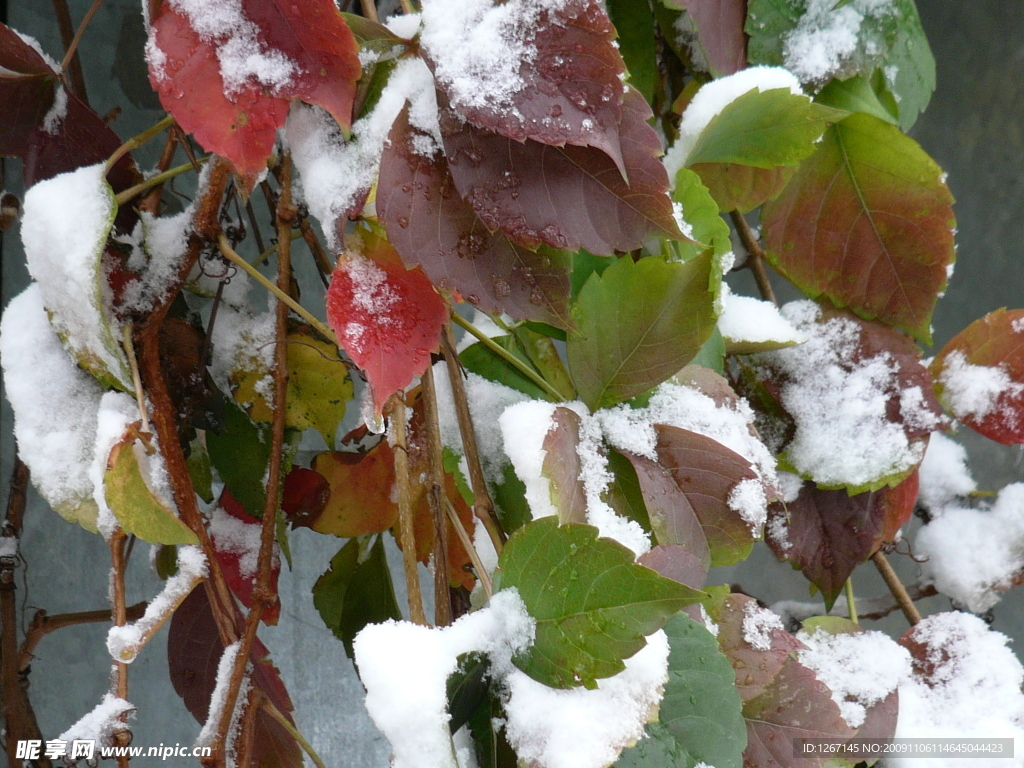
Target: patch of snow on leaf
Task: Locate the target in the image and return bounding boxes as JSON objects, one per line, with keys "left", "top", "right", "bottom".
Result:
{"left": 42, "top": 83, "right": 68, "bottom": 134}
{"left": 166, "top": 0, "right": 296, "bottom": 94}
{"left": 21, "top": 163, "right": 131, "bottom": 389}
{"left": 106, "top": 546, "right": 207, "bottom": 663}
{"left": 120, "top": 208, "right": 195, "bottom": 314}
{"left": 917, "top": 432, "right": 975, "bottom": 511}
{"left": 502, "top": 630, "right": 670, "bottom": 768}
{"left": 58, "top": 693, "right": 134, "bottom": 746}
{"left": 718, "top": 284, "right": 807, "bottom": 349}
{"left": 728, "top": 477, "right": 769, "bottom": 532}
{"left": 894, "top": 612, "right": 1024, "bottom": 766}
{"left": 210, "top": 503, "right": 274, "bottom": 578}
{"left": 937, "top": 350, "right": 1023, "bottom": 425}
{"left": 742, "top": 601, "right": 783, "bottom": 651}
{"left": 915, "top": 483, "right": 1024, "bottom": 612}
{"left": 286, "top": 57, "right": 439, "bottom": 248}
{"left": 209, "top": 303, "right": 275, "bottom": 399}
{"left": 0, "top": 285, "right": 103, "bottom": 526}
{"left": 753, "top": 301, "right": 926, "bottom": 490}
{"left": 783, "top": 0, "right": 896, "bottom": 84}
{"left": 500, "top": 401, "right": 559, "bottom": 519}
{"left": 798, "top": 628, "right": 911, "bottom": 729}
{"left": 90, "top": 391, "right": 141, "bottom": 539}
{"left": 385, "top": 12, "right": 423, "bottom": 39}
{"left": 664, "top": 67, "right": 803, "bottom": 179}
{"left": 353, "top": 589, "right": 535, "bottom": 768}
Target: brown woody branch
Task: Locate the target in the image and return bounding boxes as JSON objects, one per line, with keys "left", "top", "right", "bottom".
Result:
{"left": 420, "top": 365, "right": 453, "bottom": 626}
{"left": 108, "top": 531, "right": 132, "bottom": 767}
{"left": 871, "top": 551, "right": 922, "bottom": 625}
{"left": 52, "top": 0, "right": 89, "bottom": 105}
{"left": 18, "top": 602, "right": 147, "bottom": 674}
{"left": 730, "top": 210, "right": 777, "bottom": 306}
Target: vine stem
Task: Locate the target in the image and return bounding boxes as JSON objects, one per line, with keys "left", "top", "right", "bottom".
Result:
{"left": 217, "top": 233, "right": 339, "bottom": 347}
{"left": 871, "top": 551, "right": 922, "bottom": 625}
{"left": 729, "top": 210, "right": 777, "bottom": 306}
{"left": 444, "top": 497, "right": 492, "bottom": 599}
{"left": 211, "top": 155, "right": 296, "bottom": 767}
{"left": 386, "top": 395, "right": 430, "bottom": 626}
{"left": 116, "top": 159, "right": 208, "bottom": 207}
{"left": 59, "top": 0, "right": 102, "bottom": 74}
{"left": 121, "top": 323, "right": 151, "bottom": 432}
{"left": 359, "top": 0, "right": 379, "bottom": 22}
{"left": 52, "top": 0, "right": 88, "bottom": 104}
{"left": 109, "top": 530, "right": 132, "bottom": 768}
{"left": 845, "top": 578, "right": 858, "bottom": 624}
{"left": 105, "top": 115, "right": 176, "bottom": 174}
{"left": 421, "top": 365, "right": 454, "bottom": 626}
{"left": 18, "top": 602, "right": 146, "bottom": 674}
{"left": 138, "top": 128, "right": 180, "bottom": 215}
{"left": 440, "top": 323, "right": 505, "bottom": 555}
{"left": 450, "top": 312, "right": 563, "bottom": 402}
{"left": 262, "top": 699, "right": 328, "bottom": 768}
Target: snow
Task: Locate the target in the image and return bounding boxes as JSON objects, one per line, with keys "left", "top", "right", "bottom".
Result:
{"left": 776, "top": 471, "right": 804, "bottom": 504}
{"left": 798, "top": 628, "right": 911, "bottom": 729}
{"left": 502, "top": 631, "right": 669, "bottom": 768}
{"left": 287, "top": 57, "right": 439, "bottom": 247}
{"left": 58, "top": 693, "right": 135, "bottom": 746}
{"left": 500, "top": 401, "right": 559, "bottom": 519}
{"left": 752, "top": 301, "right": 932, "bottom": 490}
{"left": 728, "top": 478, "right": 769, "bottom": 533}
{"left": 917, "top": 433, "right": 976, "bottom": 511}
{"left": 21, "top": 163, "right": 131, "bottom": 389}
{"left": 419, "top": 0, "right": 567, "bottom": 120}
{"left": 663, "top": 67, "right": 804, "bottom": 179}
{"left": 783, "top": 0, "right": 896, "bottom": 84}
{"left": 90, "top": 391, "right": 142, "bottom": 539}
{"left": 166, "top": 0, "right": 296, "bottom": 94}
{"left": 741, "top": 601, "right": 784, "bottom": 651}
{"left": 210, "top": 503, "right": 276, "bottom": 578}
{"left": 385, "top": 12, "right": 423, "bottom": 39}
{"left": 209, "top": 303, "right": 275, "bottom": 399}
{"left": 106, "top": 546, "right": 207, "bottom": 663}
{"left": 698, "top": 605, "right": 719, "bottom": 637}
{"left": 936, "top": 350, "right": 1023, "bottom": 427}
{"left": 717, "top": 284, "right": 807, "bottom": 350}
{"left": 119, "top": 208, "right": 195, "bottom": 314}
{"left": 353, "top": 589, "right": 535, "bottom": 768}
{"left": 892, "top": 612, "right": 1024, "bottom": 767}
{"left": 42, "top": 84, "right": 68, "bottom": 134}
{"left": 915, "top": 483, "right": 1024, "bottom": 612}
{"left": 0, "top": 285, "right": 104, "bottom": 527}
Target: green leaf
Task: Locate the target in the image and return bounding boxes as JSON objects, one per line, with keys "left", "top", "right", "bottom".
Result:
{"left": 493, "top": 464, "right": 532, "bottom": 535}
{"left": 570, "top": 250, "right": 617, "bottom": 303}
{"left": 447, "top": 653, "right": 490, "bottom": 735}
{"left": 690, "top": 327, "right": 726, "bottom": 374}
{"left": 186, "top": 434, "right": 214, "bottom": 504}
{"left": 312, "top": 536, "right": 402, "bottom": 658}
{"left": 207, "top": 399, "right": 271, "bottom": 518}
{"left": 443, "top": 447, "right": 474, "bottom": 508}
{"left": 882, "top": 0, "right": 936, "bottom": 130}
{"left": 568, "top": 254, "right": 717, "bottom": 410}
{"left": 460, "top": 335, "right": 553, "bottom": 401}
{"left": 687, "top": 88, "right": 847, "bottom": 169}
{"left": 105, "top": 432, "right": 200, "bottom": 545}
{"left": 513, "top": 325, "right": 576, "bottom": 401}
{"left": 616, "top": 613, "right": 746, "bottom": 768}
{"left": 605, "top": 448, "right": 653, "bottom": 534}
{"left": 671, "top": 168, "right": 732, "bottom": 264}
{"left": 494, "top": 517, "right": 705, "bottom": 688}
{"left": 607, "top": 0, "right": 659, "bottom": 104}
{"left": 815, "top": 75, "right": 898, "bottom": 125}
{"left": 541, "top": 407, "right": 588, "bottom": 524}
{"left": 762, "top": 113, "right": 955, "bottom": 343}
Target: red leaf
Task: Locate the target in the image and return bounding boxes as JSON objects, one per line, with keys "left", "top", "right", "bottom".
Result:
{"left": 280, "top": 466, "right": 330, "bottom": 526}
{"left": 422, "top": 0, "right": 627, "bottom": 169}
{"left": 762, "top": 114, "right": 956, "bottom": 342}
{"left": 213, "top": 490, "right": 281, "bottom": 625}
{"left": 438, "top": 86, "right": 682, "bottom": 255}
{"left": 664, "top": 0, "right": 747, "bottom": 77}
{"left": 168, "top": 588, "right": 302, "bottom": 768}
{"left": 377, "top": 107, "right": 573, "bottom": 329}
{"left": 0, "top": 23, "right": 57, "bottom": 156}
{"left": 637, "top": 544, "right": 708, "bottom": 590}
{"left": 930, "top": 308, "right": 1024, "bottom": 445}
{"left": 149, "top": 0, "right": 359, "bottom": 183}
{"left": 540, "top": 407, "right": 588, "bottom": 524}
{"left": 325, "top": 234, "right": 448, "bottom": 413}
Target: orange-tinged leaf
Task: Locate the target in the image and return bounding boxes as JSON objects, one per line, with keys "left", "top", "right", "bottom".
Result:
{"left": 762, "top": 114, "right": 956, "bottom": 343}
{"left": 308, "top": 449, "right": 398, "bottom": 538}
{"left": 930, "top": 308, "right": 1024, "bottom": 445}
{"left": 325, "top": 235, "right": 448, "bottom": 414}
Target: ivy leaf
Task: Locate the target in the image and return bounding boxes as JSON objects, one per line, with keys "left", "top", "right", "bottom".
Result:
{"left": 312, "top": 536, "right": 402, "bottom": 658}
{"left": 605, "top": 448, "right": 653, "bottom": 534}
{"left": 377, "top": 107, "right": 573, "bottom": 330}
{"left": 687, "top": 88, "right": 846, "bottom": 212}
{"left": 207, "top": 398, "right": 271, "bottom": 518}
{"left": 168, "top": 588, "right": 302, "bottom": 768}
{"left": 815, "top": 74, "right": 898, "bottom": 125}
{"left": 615, "top": 613, "right": 746, "bottom": 768}
{"left": 305, "top": 449, "right": 399, "bottom": 538}
{"left": 930, "top": 309, "right": 1024, "bottom": 445}
{"left": 460, "top": 335, "right": 553, "bottom": 401}
{"left": 234, "top": 324, "right": 354, "bottom": 444}
{"left": 0, "top": 23, "right": 57, "bottom": 156}
{"left": 764, "top": 473, "right": 919, "bottom": 610}
{"left": 325, "top": 233, "right": 448, "bottom": 415}
{"left": 148, "top": 0, "right": 360, "bottom": 183}
{"left": 671, "top": 168, "right": 731, "bottom": 262}
{"left": 438, "top": 87, "right": 683, "bottom": 256}
{"left": 514, "top": 325, "right": 576, "bottom": 400}
{"left": 104, "top": 425, "right": 199, "bottom": 545}
{"left": 281, "top": 466, "right": 331, "bottom": 527}
{"left": 568, "top": 253, "right": 716, "bottom": 411}
{"left": 607, "top": 0, "right": 659, "bottom": 104}
{"left": 541, "top": 407, "right": 588, "bottom": 525}
{"left": 424, "top": 0, "right": 627, "bottom": 170}
{"left": 660, "top": 0, "right": 747, "bottom": 78}
{"left": 213, "top": 490, "right": 281, "bottom": 625}
{"left": 762, "top": 114, "right": 956, "bottom": 343}
{"left": 494, "top": 517, "right": 705, "bottom": 688}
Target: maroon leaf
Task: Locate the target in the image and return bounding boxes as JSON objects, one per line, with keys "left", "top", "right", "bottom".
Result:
{"left": 280, "top": 466, "right": 331, "bottom": 526}
{"left": 422, "top": 0, "right": 626, "bottom": 169}
{"left": 930, "top": 308, "right": 1024, "bottom": 445}
{"left": 212, "top": 490, "right": 281, "bottom": 626}
{"left": 168, "top": 588, "right": 302, "bottom": 768}
{"left": 541, "top": 407, "right": 588, "bottom": 524}
{"left": 638, "top": 543, "right": 708, "bottom": 589}
{"left": 664, "top": 0, "right": 747, "bottom": 77}
{"left": 438, "top": 86, "right": 682, "bottom": 256}
{"left": 377, "top": 107, "right": 573, "bottom": 329}
{"left": 0, "top": 23, "right": 58, "bottom": 156}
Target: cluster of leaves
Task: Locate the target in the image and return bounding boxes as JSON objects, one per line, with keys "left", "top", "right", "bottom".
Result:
{"left": 3, "top": 0, "right": 1024, "bottom": 766}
